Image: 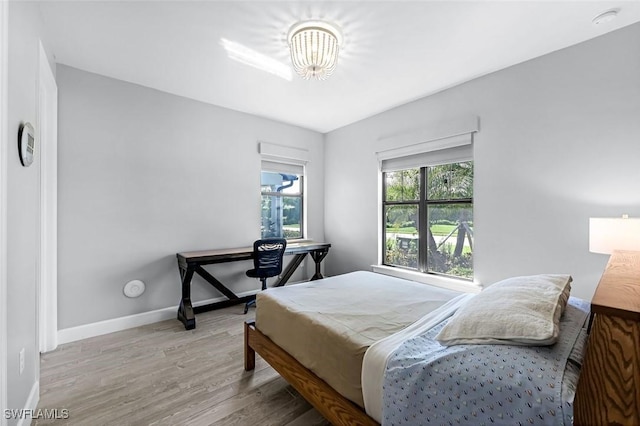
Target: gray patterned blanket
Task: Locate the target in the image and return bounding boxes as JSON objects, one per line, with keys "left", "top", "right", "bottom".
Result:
{"left": 381, "top": 298, "right": 589, "bottom": 425}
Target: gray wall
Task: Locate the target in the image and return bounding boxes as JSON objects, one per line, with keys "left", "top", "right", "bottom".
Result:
{"left": 56, "top": 65, "right": 325, "bottom": 329}
{"left": 6, "top": 1, "right": 55, "bottom": 420}
{"left": 324, "top": 23, "right": 640, "bottom": 301}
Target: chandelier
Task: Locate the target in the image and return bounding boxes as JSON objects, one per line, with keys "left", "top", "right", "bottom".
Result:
{"left": 287, "top": 21, "right": 342, "bottom": 80}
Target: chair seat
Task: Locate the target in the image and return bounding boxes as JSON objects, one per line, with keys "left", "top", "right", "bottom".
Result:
{"left": 246, "top": 268, "right": 280, "bottom": 279}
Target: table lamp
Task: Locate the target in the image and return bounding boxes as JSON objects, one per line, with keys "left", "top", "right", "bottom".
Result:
{"left": 589, "top": 214, "right": 640, "bottom": 254}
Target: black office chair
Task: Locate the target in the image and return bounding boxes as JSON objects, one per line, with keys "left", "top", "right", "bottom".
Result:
{"left": 244, "top": 238, "right": 287, "bottom": 314}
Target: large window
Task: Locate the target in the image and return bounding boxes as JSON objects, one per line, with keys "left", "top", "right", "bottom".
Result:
{"left": 261, "top": 162, "right": 303, "bottom": 240}
{"left": 383, "top": 161, "right": 473, "bottom": 279}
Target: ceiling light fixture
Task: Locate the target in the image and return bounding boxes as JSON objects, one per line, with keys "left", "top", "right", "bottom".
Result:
{"left": 287, "top": 20, "right": 342, "bottom": 80}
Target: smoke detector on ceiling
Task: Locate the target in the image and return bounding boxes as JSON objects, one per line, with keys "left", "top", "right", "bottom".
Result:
{"left": 592, "top": 9, "right": 619, "bottom": 26}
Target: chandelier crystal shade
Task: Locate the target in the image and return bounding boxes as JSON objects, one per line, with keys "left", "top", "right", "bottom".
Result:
{"left": 287, "top": 21, "right": 342, "bottom": 80}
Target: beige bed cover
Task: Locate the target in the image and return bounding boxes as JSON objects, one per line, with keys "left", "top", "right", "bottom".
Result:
{"left": 255, "top": 271, "right": 462, "bottom": 407}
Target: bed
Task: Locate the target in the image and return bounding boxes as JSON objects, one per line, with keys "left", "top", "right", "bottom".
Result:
{"left": 244, "top": 271, "right": 589, "bottom": 425}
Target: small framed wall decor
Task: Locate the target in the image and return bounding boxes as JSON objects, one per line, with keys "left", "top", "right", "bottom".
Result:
{"left": 18, "top": 122, "right": 35, "bottom": 167}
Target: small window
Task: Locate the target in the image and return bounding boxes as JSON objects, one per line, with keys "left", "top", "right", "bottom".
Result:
{"left": 261, "top": 162, "right": 304, "bottom": 240}
{"left": 383, "top": 161, "right": 473, "bottom": 280}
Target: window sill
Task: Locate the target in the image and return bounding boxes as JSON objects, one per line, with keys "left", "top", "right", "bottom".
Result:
{"left": 371, "top": 265, "right": 482, "bottom": 294}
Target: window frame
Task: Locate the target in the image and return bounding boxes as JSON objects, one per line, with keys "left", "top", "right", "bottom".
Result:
{"left": 382, "top": 162, "right": 473, "bottom": 280}
{"left": 260, "top": 168, "right": 305, "bottom": 241}
{"left": 382, "top": 168, "right": 422, "bottom": 270}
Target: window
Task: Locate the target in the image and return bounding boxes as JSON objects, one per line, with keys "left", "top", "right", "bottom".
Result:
{"left": 383, "top": 161, "right": 473, "bottom": 280}
{"left": 261, "top": 161, "right": 303, "bottom": 239}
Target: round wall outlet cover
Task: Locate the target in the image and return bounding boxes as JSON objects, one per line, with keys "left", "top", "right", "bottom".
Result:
{"left": 124, "top": 279, "right": 145, "bottom": 298}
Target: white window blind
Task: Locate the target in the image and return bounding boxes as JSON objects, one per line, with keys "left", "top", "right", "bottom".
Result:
{"left": 380, "top": 134, "right": 473, "bottom": 172}
{"left": 376, "top": 115, "right": 478, "bottom": 172}
{"left": 261, "top": 160, "right": 303, "bottom": 175}
{"left": 259, "top": 141, "right": 309, "bottom": 163}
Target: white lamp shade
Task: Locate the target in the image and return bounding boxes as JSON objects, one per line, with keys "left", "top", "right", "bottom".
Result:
{"left": 589, "top": 217, "right": 640, "bottom": 254}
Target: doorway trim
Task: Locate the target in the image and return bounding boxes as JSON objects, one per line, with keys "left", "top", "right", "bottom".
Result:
{"left": 0, "top": 1, "right": 9, "bottom": 423}
{"left": 37, "top": 40, "right": 58, "bottom": 354}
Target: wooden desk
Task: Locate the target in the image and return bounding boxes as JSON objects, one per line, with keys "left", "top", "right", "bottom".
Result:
{"left": 176, "top": 241, "right": 331, "bottom": 330}
{"left": 574, "top": 250, "right": 640, "bottom": 425}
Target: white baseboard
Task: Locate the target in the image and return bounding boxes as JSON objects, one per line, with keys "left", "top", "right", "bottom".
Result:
{"left": 57, "top": 306, "right": 176, "bottom": 345}
{"left": 57, "top": 290, "right": 258, "bottom": 345}
{"left": 15, "top": 380, "right": 39, "bottom": 426}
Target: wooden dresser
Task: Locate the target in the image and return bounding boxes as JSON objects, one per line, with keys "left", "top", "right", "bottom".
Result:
{"left": 574, "top": 250, "right": 640, "bottom": 425}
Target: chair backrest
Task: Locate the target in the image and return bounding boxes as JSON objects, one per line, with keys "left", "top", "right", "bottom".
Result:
{"left": 252, "top": 238, "right": 287, "bottom": 278}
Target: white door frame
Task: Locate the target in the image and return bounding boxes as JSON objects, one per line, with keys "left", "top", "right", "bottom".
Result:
{"left": 0, "top": 1, "right": 9, "bottom": 423}
{"left": 37, "top": 41, "right": 58, "bottom": 354}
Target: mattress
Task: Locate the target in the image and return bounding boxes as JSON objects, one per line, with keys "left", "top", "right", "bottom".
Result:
{"left": 255, "top": 271, "right": 463, "bottom": 407}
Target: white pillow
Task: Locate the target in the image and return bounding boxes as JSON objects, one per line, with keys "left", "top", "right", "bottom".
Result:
{"left": 435, "top": 274, "right": 572, "bottom": 346}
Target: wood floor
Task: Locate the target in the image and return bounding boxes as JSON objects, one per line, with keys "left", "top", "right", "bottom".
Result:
{"left": 35, "top": 306, "right": 331, "bottom": 426}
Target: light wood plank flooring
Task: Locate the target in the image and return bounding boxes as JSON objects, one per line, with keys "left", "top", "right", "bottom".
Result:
{"left": 35, "top": 306, "right": 331, "bottom": 426}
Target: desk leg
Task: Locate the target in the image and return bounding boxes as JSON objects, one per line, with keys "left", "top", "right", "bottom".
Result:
{"left": 310, "top": 249, "right": 329, "bottom": 280}
{"left": 176, "top": 262, "right": 257, "bottom": 329}
{"left": 177, "top": 267, "right": 196, "bottom": 330}
{"left": 195, "top": 265, "right": 240, "bottom": 300}
{"left": 274, "top": 253, "right": 307, "bottom": 287}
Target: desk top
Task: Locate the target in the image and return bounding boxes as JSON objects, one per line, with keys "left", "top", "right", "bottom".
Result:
{"left": 177, "top": 240, "right": 331, "bottom": 265}
{"left": 591, "top": 250, "right": 640, "bottom": 322}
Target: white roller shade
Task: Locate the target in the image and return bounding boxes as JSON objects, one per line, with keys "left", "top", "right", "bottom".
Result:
{"left": 379, "top": 133, "right": 473, "bottom": 172}
{"left": 259, "top": 141, "right": 309, "bottom": 164}
{"left": 376, "top": 116, "right": 478, "bottom": 172}
{"left": 261, "top": 160, "right": 303, "bottom": 175}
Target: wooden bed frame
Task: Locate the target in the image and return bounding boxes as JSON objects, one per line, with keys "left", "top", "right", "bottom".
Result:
{"left": 244, "top": 252, "right": 640, "bottom": 426}
{"left": 244, "top": 321, "right": 377, "bottom": 426}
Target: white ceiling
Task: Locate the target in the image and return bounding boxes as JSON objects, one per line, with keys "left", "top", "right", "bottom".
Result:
{"left": 38, "top": 1, "right": 640, "bottom": 133}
